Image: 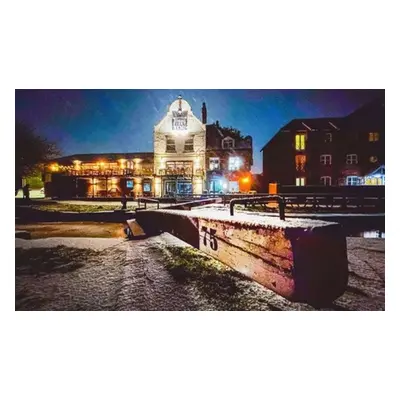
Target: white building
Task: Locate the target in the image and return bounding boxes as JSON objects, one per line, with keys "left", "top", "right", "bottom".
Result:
{"left": 153, "top": 96, "right": 206, "bottom": 196}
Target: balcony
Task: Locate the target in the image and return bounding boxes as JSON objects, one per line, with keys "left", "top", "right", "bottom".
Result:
{"left": 159, "top": 168, "right": 204, "bottom": 177}
{"left": 65, "top": 168, "right": 153, "bottom": 177}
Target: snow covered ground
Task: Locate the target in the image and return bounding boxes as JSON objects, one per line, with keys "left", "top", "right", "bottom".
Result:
{"left": 15, "top": 233, "right": 385, "bottom": 311}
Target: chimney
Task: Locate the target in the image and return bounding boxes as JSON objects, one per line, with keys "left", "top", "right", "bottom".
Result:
{"left": 202, "top": 102, "right": 207, "bottom": 124}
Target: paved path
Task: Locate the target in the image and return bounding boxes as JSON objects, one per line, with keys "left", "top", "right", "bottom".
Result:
{"left": 15, "top": 235, "right": 385, "bottom": 311}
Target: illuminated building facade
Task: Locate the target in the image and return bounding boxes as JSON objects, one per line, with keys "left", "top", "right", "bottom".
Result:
{"left": 261, "top": 96, "right": 385, "bottom": 189}
{"left": 153, "top": 96, "right": 206, "bottom": 196}
{"left": 44, "top": 96, "right": 254, "bottom": 198}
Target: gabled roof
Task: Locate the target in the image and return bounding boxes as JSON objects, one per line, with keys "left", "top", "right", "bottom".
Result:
{"left": 52, "top": 152, "right": 154, "bottom": 165}
{"left": 260, "top": 117, "right": 343, "bottom": 151}
{"left": 365, "top": 165, "right": 385, "bottom": 177}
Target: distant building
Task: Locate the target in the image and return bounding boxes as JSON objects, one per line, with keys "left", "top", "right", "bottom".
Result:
{"left": 205, "top": 121, "right": 253, "bottom": 193}
{"left": 261, "top": 97, "right": 385, "bottom": 190}
{"left": 44, "top": 96, "right": 254, "bottom": 198}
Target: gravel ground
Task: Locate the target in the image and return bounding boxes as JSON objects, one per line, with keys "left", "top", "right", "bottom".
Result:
{"left": 15, "top": 234, "right": 385, "bottom": 311}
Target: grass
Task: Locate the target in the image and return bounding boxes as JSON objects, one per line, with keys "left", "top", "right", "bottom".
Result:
{"left": 162, "top": 245, "right": 285, "bottom": 310}
{"left": 15, "top": 246, "right": 98, "bottom": 276}
{"left": 29, "top": 203, "right": 136, "bottom": 213}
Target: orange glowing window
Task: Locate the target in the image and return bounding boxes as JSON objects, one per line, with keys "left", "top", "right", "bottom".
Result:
{"left": 369, "top": 132, "right": 379, "bottom": 142}
{"left": 295, "top": 155, "right": 306, "bottom": 171}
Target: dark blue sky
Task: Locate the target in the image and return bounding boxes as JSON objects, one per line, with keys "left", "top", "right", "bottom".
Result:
{"left": 15, "top": 89, "right": 383, "bottom": 172}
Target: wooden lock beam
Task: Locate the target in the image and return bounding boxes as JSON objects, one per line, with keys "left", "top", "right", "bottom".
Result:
{"left": 132, "top": 207, "right": 349, "bottom": 307}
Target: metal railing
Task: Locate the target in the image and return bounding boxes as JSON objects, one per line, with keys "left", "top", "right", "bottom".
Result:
{"left": 229, "top": 195, "right": 286, "bottom": 220}
{"left": 137, "top": 198, "right": 160, "bottom": 209}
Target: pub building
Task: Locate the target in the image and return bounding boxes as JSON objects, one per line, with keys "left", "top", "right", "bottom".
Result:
{"left": 44, "top": 96, "right": 254, "bottom": 198}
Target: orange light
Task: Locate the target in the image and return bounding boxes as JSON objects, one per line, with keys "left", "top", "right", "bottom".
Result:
{"left": 242, "top": 177, "right": 250, "bottom": 183}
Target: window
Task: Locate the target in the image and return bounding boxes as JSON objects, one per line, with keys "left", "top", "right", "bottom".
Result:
{"left": 369, "top": 132, "right": 379, "bottom": 142}
{"left": 320, "top": 176, "right": 332, "bottom": 186}
{"left": 184, "top": 137, "right": 194, "bottom": 152}
{"left": 209, "top": 157, "right": 220, "bottom": 170}
{"left": 320, "top": 154, "right": 332, "bottom": 165}
{"left": 166, "top": 136, "right": 176, "bottom": 152}
{"left": 370, "top": 156, "right": 378, "bottom": 163}
{"left": 143, "top": 182, "right": 151, "bottom": 192}
{"left": 296, "top": 177, "right": 306, "bottom": 186}
{"left": 295, "top": 133, "right": 306, "bottom": 150}
{"left": 222, "top": 137, "right": 235, "bottom": 149}
{"left": 228, "top": 156, "right": 242, "bottom": 171}
{"left": 346, "top": 176, "right": 360, "bottom": 186}
{"left": 295, "top": 155, "right": 306, "bottom": 171}
{"left": 325, "top": 133, "right": 332, "bottom": 143}
{"left": 346, "top": 154, "right": 358, "bottom": 164}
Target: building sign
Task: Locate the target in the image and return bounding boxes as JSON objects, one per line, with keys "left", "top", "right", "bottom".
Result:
{"left": 172, "top": 110, "right": 188, "bottom": 131}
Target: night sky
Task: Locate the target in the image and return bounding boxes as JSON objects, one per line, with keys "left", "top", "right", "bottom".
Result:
{"left": 15, "top": 89, "right": 383, "bottom": 173}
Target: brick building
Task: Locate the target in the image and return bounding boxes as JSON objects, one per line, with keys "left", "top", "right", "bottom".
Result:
{"left": 44, "top": 96, "right": 254, "bottom": 198}
{"left": 205, "top": 121, "right": 253, "bottom": 193}
{"left": 261, "top": 96, "right": 385, "bottom": 190}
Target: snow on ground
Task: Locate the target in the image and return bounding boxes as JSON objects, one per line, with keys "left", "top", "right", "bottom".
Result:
{"left": 141, "top": 206, "right": 336, "bottom": 229}
{"left": 15, "top": 232, "right": 385, "bottom": 311}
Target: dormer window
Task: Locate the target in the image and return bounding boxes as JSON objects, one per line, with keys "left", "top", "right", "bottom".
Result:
{"left": 222, "top": 137, "right": 235, "bottom": 149}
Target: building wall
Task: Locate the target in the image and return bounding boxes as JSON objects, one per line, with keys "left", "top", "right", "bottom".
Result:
{"left": 205, "top": 123, "right": 253, "bottom": 193}
{"left": 262, "top": 97, "right": 385, "bottom": 189}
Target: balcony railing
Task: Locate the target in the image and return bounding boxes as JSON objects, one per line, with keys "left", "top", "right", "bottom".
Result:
{"left": 159, "top": 168, "right": 204, "bottom": 176}
{"left": 65, "top": 168, "right": 154, "bottom": 176}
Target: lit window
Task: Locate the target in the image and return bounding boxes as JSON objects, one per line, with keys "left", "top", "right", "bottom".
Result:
{"left": 369, "top": 132, "right": 379, "bottom": 142}
{"left": 166, "top": 136, "right": 176, "bottom": 152}
{"left": 320, "top": 176, "right": 332, "bottom": 186}
{"left": 295, "top": 155, "right": 306, "bottom": 171}
{"left": 222, "top": 137, "right": 235, "bottom": 149}
{"left": 320, "top": 154, "right": 332, "bottom": 165}
{"left": 346, "top": 176, "right": 360, "bottom": 186}
{"left": 325, "top": 133, "right": 332, "bottom": 143}
{"left": 228, "top": 157, "right": 242, "bottom": 171}
{"left": 346, "top": 154, "right": 358, "bottom": 164}
{"left": 295, "top": 134, "right": 306, "bottom": 150}
{"left": 369, "top": 156, "right": 378, "bottom": 163}
{"left": 184, "top": 137, "right": 194, "bottom": 152}
{"left": 209, "top": 157, "right": 220, "bottom": 170}
{"left": 296, "top": 177, "right": 306, "bottom": 186}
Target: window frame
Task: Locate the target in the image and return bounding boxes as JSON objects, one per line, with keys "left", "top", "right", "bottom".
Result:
{"left": 295, "top": 177, "right": 306, "bottom": 186}
{"left": 184, "top": 137, "right": 194, "bottom": 152}
{"left": 346, "top": 154, "right": 358, "bottom": 165}
{"left": 295, "top": 155, "right": 306, "bottom": 172}
{"left": 166, "top": 136, "right": 176, "bottom": 153}
{"left": 209, "top": 157, "right": 220, "bottom": 171}
{"left": 368, "top": 132, "right": 379, "bottom": 142}
{"left": 228, "top": 156, "right": 242, "bottom": 171}
{"left": 346, "top": 175, "right": 359, "bottom": 186}
{"left": 295, "top": 133, "right": 306, "bottom": 150}
{"left": 325, "top": 132, "right": 332, "bottom": 143}
{"left": 320, "top": 176, "right": 332, "bottom": 186}
{"left": 222, "top": 137, "right": 235, "bottom": 149}
{"left": 320, "top": 154, "right": 332, "bottom": 165}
